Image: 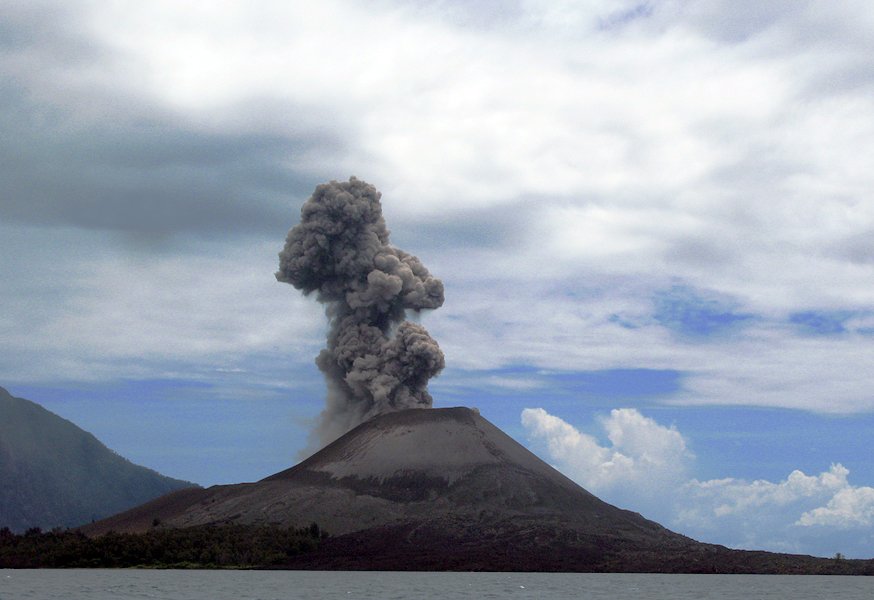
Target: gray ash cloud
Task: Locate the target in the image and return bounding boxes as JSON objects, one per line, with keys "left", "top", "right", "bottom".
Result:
{"left": 277, "top": 177, "right": 445, "bottom": 445}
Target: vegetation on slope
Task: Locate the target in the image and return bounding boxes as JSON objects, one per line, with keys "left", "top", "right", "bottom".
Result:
{"left": 0, "top": 523, "right": 324, "bottom": 568}
{"left": 0, "top": 387, "right": 196, "bottom": 532}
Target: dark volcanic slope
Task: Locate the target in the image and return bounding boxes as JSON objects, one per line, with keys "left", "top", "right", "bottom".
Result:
{"left": 82, "top": 408, "right": 693, "bottom": 561}
{"left": 82, "top": 407, "right": 874, "bottom": 572}
{"left": 265, "top": 406, "right": 673, "bottom": 542}
{"left": 0, "top": 387, "right": 196, "bottom": 532}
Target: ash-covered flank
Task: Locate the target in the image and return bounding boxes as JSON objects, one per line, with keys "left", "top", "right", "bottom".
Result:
{"left": 82, "top": 408, "right": 647, "bottom": 539}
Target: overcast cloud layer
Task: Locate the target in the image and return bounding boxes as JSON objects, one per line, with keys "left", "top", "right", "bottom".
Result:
{"left": 2, "top": 0, "right": 874, "bottom": 556}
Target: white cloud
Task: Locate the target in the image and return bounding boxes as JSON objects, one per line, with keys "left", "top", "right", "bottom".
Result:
{"left": 678, "top": 463, "right": 874, "bottom": 555}
{"left": 680, "top": 464, "right": 849, "bottom": 524}
{"left": 521, "top": 407, "right": 691, "bottom": 500}
{"left": 0, "top": 226, "right": 326, "bottom": 384}
{"left": 429, "top": 277, "right": 874, "bottom": 413}
{"left": 799, "top": 485, "right": 874, "bottom": 528}
{"left": 5, "top": 0, "right": 874, "bottom": 415}
{"left": 481, "top": 375, "right": 544, "bottom": 391}
{"left": 523, "top": 407, "right": 874, "bottom": 556}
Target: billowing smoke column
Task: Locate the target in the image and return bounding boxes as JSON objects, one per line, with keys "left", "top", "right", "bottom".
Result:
{"left": 277, "top": 177, "right": 445, "bottom": 445}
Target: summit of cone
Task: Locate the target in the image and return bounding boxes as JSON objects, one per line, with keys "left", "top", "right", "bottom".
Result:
{"left": 267, "top": 407, "right": 580, "bottom": 488}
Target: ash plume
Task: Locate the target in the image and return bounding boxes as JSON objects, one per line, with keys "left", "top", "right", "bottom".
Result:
{"left": 277, "top": 177, "right": 445, "bottom": 445}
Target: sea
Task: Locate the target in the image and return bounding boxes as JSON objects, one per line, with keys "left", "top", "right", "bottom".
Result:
{"left": 2, "top": 570, "right": 873, "bottom": 600}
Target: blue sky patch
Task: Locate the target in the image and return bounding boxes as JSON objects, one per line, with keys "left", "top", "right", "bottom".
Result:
{"left": 546, "top": 368, "right": 682, "bottom": 398}
{"left": 434, "top": 366, "right": 682, "bottom": 400}
{"left": 599, "top": 2, "right": 654, "bottom": 30}
{"left": 609, "top": 313, "right": 642, "bottom": 329}
{"left": 789, "top": 310, "right": 853, "bottom": 335}
{"left": 9, "top": 376, "right": 322, "bottom": 485}
{"left": 652, "top": 285, "right": 755, "bottom": 338}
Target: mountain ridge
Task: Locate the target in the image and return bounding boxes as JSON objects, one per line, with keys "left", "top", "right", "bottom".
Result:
{"left": 0, "top": 386, "right": 196, "bottom": 532}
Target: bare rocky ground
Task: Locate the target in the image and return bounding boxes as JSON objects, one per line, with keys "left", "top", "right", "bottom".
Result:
{"left": 82, "top": 407, "right": 874, "bottom": 573}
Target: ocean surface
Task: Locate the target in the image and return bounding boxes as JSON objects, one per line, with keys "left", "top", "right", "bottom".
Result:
{"left": 2, "top": 570, "right": 873, "bottom": 600}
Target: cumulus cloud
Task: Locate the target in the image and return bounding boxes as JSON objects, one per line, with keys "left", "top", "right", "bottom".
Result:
{"left": 798, "top": 485, "right": 874, "bottom": 528}
{"left": 680, "top": 464, "right": 849, "bottom": 524}
{"left": 678, "top": 463, "right": 874, "bottom": 555}
{"left": 524, "top": 408, "right": 874, "bottom": 557}
{"left": 521, "top": 407, "right": 691, "bottom": 522}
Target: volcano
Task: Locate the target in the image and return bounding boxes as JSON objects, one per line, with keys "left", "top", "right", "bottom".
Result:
{"left": 80, "top": 408, "right": 868, "bottom": 572}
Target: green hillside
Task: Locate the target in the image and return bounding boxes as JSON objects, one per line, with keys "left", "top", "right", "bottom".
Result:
{"left": 0, "top": 386, "right": 196, "bottom": 532}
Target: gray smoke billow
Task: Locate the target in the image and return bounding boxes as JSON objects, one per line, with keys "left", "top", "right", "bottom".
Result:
{"left": 277, "top": 177, "right": 445, "bottom": 446}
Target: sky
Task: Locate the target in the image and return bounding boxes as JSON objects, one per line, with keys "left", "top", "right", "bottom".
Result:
{"left": 2, "top": 0, "right": 874, "bottom": 558}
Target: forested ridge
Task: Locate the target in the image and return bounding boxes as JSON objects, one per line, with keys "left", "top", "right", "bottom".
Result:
{"left": 0, "top": 387, "right": 195, "bottom": 532}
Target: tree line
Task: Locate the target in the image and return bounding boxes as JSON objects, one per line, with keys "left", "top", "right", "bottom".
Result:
{"left": 0, "top": 522, "right": 325, "bottom": 568}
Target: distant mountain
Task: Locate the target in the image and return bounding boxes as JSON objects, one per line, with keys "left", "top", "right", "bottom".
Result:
{"left": 82, "top": 406, "right": 872, "bottom": 572}
{"left": 0, "top": 386, "right": 196, "bottom": 532}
